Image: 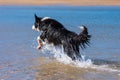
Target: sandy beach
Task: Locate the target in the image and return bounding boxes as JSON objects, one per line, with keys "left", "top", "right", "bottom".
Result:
{"left": 0, "top": 0, "right": 120, "bottom": 6}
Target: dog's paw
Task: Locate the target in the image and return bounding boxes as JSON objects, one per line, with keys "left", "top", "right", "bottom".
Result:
{"left": 36, "top": 46, "right": 42, "bottom": 50}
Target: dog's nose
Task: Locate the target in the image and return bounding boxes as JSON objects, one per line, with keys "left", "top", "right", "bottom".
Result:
{"left": 32, "top": 25, "right": 36, "bottom": 30}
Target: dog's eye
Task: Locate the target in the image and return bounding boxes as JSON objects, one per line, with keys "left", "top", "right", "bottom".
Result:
{"left": 35, "top": 23, "right": 39, "bottom": 27}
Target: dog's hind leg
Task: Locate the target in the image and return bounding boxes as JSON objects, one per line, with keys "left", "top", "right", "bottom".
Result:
{"left": 73, "top": 45, "right": 82, "bottom": 60}
{"left": 63, "top": 43, "right": 76, "bottom": 60}
{"left": 63, "top": 43, "right": 82, "bottom": 61}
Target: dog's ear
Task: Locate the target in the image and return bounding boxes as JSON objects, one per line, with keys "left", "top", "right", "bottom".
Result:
{"left": 34, "top": 14, "right": 37, "bottom": 19}
{"left": 34, "top": 14, "right": 39, "bottom": 21}
{"left": 34, "top": 14, "right": 42, "bottom": 22}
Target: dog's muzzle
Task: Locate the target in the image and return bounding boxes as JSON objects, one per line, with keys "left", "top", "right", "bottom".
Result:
{"left": 32, "top": 25, "right": 36, "bottom": 30}
{"left": 32, "top": 25, "right": 40, "bottom": 31}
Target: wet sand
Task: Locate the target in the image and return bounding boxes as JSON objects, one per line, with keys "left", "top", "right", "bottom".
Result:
{"left": 0, "top": 0, "right": 120, "bottom": 6}
{"left": 33, "top": 57, "right": 120, "bottom": 80}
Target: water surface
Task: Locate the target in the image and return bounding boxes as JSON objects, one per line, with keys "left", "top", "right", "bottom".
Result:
{"left": 0, "top": 6, "right": 120, "bottom": 80}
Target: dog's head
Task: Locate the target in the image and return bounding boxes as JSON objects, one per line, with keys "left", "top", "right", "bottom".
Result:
{"left": 32, "top": 14, "right": 51, "bottom": 31}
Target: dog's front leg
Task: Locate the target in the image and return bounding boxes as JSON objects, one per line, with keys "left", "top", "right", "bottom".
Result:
{"left": 37, "top": 36, "right": 43, "bottom": 50}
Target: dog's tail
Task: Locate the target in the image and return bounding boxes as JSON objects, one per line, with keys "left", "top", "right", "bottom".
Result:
{"left": 77, "top": 25, "right": 91, "bottom": 49}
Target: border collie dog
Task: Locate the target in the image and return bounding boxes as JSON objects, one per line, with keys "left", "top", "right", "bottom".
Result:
{"left": 32, "top": 14, "right": 91, "bottom": 60}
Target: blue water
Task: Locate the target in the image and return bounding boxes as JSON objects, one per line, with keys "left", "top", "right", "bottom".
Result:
{"left": 0, "top": 6, "right": 120, "bottom": 80}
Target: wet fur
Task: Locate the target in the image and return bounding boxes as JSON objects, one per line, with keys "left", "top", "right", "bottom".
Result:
{"left": 32, "top": 14, "right": 91, "bottom": 60}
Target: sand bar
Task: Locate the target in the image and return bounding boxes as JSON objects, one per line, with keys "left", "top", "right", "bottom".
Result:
{"left": 0, "top": 0, "right": 120, "bottom": 6}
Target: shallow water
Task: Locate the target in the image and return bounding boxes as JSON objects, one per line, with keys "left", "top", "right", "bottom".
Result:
{"left": 34, "top": 57, "right": 120, "bottom": 80}
{"left": 0, "top": 6, "right": 120, "bottom": 80}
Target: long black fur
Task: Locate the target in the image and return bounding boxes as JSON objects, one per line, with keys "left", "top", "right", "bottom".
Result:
{"left": 33, "top": 14, "right": 91, "bottom": 60}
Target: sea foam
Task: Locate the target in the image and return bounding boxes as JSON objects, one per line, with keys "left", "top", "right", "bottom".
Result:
{"left": 40, "top": 44, "right": 94, "bottom": 67}
{"left": 38, "top": 44, "right": 120, "bottom": 73}
{"left": 31, "top": 38, "right": 120, "bottom": 73}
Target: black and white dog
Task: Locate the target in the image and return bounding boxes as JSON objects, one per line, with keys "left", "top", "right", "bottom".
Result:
{"left": 32, "top": 14, "right": 91, "bottom": 60}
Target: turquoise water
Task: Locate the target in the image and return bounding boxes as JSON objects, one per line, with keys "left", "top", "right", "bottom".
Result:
{"left": 0, "top": 6, "right": 120, "bottom": 80}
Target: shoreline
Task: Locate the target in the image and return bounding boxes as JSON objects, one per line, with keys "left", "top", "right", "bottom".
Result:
{"left": 0, "top": 0, "right": 120, "bottom": 6}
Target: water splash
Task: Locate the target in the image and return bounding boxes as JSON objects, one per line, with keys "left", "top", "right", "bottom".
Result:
{"left": 32, "top": 43, "right": 120, "bottom": 73}
{"left": 40, "top": 44, "right": 93, "bottom": 67}
{"left": 31, "top": 37, "right": 38, "bottom": 49}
